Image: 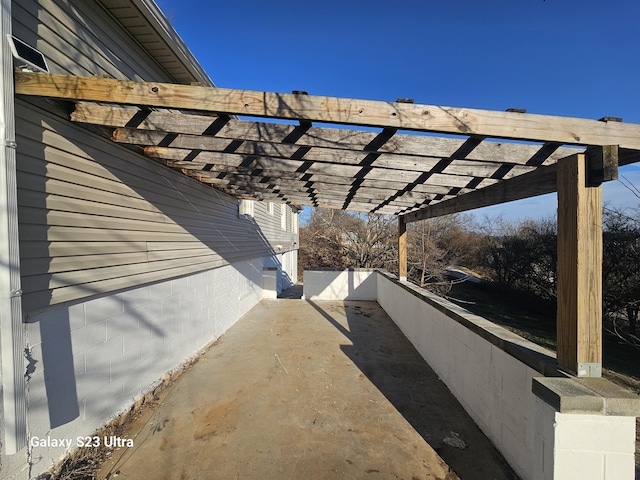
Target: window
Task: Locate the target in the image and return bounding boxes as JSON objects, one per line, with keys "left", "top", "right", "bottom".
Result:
{"left": 292, "top": 210, "right": 298, "bottom": 234}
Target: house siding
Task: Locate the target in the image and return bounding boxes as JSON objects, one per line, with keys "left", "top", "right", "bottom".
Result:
{"left": 15, "top": 99, "right": 294, "bottom": 310}
{"left": 12, "top": 0, "right": 298, "bottom": 312}
{"left": 13, "top": 0, "right": 173, "bottom": 80}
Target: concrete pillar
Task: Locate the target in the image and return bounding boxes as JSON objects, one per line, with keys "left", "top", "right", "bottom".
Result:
{"left": 533, "top": 377, "right": 640, "bottom": 479}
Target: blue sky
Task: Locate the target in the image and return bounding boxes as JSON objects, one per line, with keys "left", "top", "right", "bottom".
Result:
{"left": 157, "top": 0, "right": 640, "bottom": 222}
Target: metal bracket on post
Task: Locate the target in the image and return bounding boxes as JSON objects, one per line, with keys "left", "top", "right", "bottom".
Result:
{"left": 577, "top": 362, "right": 602, "bottom": 378}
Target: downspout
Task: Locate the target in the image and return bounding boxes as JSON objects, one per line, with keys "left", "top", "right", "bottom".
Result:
{"left": 0, "top": 0, "right": 26, "bottom": 455}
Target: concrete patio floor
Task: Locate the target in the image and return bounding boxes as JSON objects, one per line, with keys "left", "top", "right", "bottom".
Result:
{"left": 98, "top": 299, "right": 518, "bottom": 480}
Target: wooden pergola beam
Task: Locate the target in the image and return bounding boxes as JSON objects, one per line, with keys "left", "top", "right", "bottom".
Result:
{"left": 556, "top": 153, "right": 603, "bottom": 377}
{"left": 113, "top": 128, "right": 538, "bottom": 179}
{"left": 16, "top": 72, "right": 640, "bottom": 148}
{"left": 405, "top": 146, "right": 619, "bottom": 223}
{"left": 398, "top": 216, "right": 407, "bottom": 281}
{"left": 73, "top": 104, "right": 581, "bottom": 165}
{"left": 404, "top": 163, "right": 559, "bottom": 222}
{"left": 151, "top": 148, "right": 489, "bottom": 189}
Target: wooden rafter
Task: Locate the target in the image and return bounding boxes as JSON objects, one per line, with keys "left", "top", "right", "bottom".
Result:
{"left": 14, "top": 72, "right": 639, "bottom": 219}
{"left": 146, "top": 146, "right": 507, "bottom": 189}
{"left": 403, "top": 146, "right": 619, "bottom": 222}
{"left": 73, "top": 103, "right": 579, "bottom": 166}
{"left": 16, "top": 72, "right": 640, "bottom": 148}
{"left": 114, "top": 128, "right": 540, "bottom": 178}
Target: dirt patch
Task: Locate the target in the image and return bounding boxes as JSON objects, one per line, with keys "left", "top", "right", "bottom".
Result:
{"left": 38, "top": 347, "right": 208, "bottom": 480}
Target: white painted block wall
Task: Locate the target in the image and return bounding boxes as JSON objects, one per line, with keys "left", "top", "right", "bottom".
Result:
{"left": 303, "top": 269, "right": 377, "bottom": 300}
{"left": 376, "top": 272, "right": 637, "bottom": 480}
{"left": 12, "top": 259, "right": 267, "bottom": 479}
{"left": 376, "top": 273, "right": 541, "bottom": 478}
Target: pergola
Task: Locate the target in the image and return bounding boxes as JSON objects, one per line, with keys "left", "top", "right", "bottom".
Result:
{"left": 14, "top": 71, "right": 640, "bottom": 378}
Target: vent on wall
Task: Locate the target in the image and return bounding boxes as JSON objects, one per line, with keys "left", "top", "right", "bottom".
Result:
{"left": 7, "top": 35, "right": 49, "bottom": 73}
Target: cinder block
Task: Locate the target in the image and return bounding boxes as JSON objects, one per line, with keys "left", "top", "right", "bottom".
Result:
{"left": 73, "top": 352, "right": 86, "bottom": 376}
{"left": 554, "top": 449, "right": 604, "bottom": 479}
{"left": 71, "top": 321, "right": 107, "bottom": 353}
{"left": 603, "top": 452, "right": 635, "bottom": 479}
{"left": 170, "top": 276, "right": 189, "bottom": 295}
{"left": 106, "top": 313, "right": 138, "bottom": 341}
{"left": 121, "top": 285, "right": 151, "bottom": 312}
{"left": 193, "top": 284, "right": 208, "bottom": 301}
{"left": 161, "top": 293, "right": 182, "bottom": 319}
{"left": 85, "top": 295, "right": 124, "bottom": 325}
{"left": 501, "top": 422, "right": 531, "bottom": 474}
{"left": 24, "top": 321, "right": 43, "bottom": 347}
{"left": 146, "top": 279, "right": 173, "bottom": 299}
{"left": 68, "top": 303, "right": 86, "bottom": 331}
{"left": 554, "top": 414, "right": 636, "bottom": 453}
{"left": 84, "top": 336, "right": 124, "bottom": 377}
{"left": 110, "top": 349, "right": 142, "bottom": 383}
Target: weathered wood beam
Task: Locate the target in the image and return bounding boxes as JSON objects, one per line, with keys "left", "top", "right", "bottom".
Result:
{"left": 190, "top": 172, "right": 451, "bottom": 207}
{"left": 113, "top": 128, "right": 537, "bottom": 178}
{"left": 404, "top": 145, "right": 620, "bottom": 223}
{"left": 398, "top": 216, "right": 407, "bottom": 281}
{"left": 148, "top": 147, "right": 421, "bottom": 182}
{"left": 16, "top": 72, "right": 640, "bottom": 148}
{"left": 76, "top": 103, "right": 582, "bottom": 166}
{"left": 585, "top": 145, "right": 618, "bottom": 186}
{"left": 556, "top": 154, "right": 603, "bottom": 377}
{"left": 404, "top": 163, "right": 558, "bottom": 223}
{"left": 150, "top": 147, "right": 485, "bottom": 189}
{"left": 619, "top": 147, "right": 640, "bottom": 167}
{"left": 182, "top": 170, "right": 391, "bottom": 208}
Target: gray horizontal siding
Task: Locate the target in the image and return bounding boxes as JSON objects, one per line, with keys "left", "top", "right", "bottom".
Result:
{"left": 252, "top": 202, "right": 299, "bottom": 249}
{"left": 16, "top": 100, "right": 294, "bottom": 310}
{"left": 13, "top": 0, "right": 171, "bottom": 80}
{"left": 13, "top": 0, "right": 298, "bottom": 311}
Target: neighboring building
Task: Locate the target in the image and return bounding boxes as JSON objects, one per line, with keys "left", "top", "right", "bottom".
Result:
{"left": 1, "top": 1, "right": 298, "bottom": 477}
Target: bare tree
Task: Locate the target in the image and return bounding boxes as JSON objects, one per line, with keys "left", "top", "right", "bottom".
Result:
{"left": 602, "top": 206, "right": 640, "bottom": 336}
{"left": 407, "top": 214, "right": 483, "bottom": 295}
{"left": 298, "top": 209, "right": 396, "bottom": 273}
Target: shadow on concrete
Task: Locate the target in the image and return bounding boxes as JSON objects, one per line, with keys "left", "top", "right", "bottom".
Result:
{"left": 278, "top": 284, "right": 303, "bottom": 299}
{"left": 307, "top": 300, "right": 519, "bottom": 480}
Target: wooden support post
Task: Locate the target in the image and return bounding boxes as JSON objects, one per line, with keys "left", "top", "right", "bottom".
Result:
{"left": 556, "top": 153, "right": 603, "bottom": 377}
{"left": 398, "top": 216, "right": 407, "bottom": 281}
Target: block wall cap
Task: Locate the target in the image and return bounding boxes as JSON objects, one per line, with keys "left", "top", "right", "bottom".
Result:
{"left": 533, "top": 377, "right": 640, "bottom": 416}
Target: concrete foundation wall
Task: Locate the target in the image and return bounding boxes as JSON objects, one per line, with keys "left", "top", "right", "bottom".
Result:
{"left": 6, "top": 259, "right": 268, "bottom": 479}
{"left": 303, "top": 269, "right": 376, "bottom": 300}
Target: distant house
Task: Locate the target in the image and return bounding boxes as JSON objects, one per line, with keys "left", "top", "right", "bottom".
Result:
{"left": 1, "top": 1, "right": 297, "bottom": 477}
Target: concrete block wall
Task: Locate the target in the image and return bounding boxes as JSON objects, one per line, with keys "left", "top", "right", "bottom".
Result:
{"left": 303, "top": 268, "right": 377, "bottom": 300}
{"left": 375, "top": 271, "right": 639, "bottom": 480}
{"left": 552, "top": 412, "right": 636, "bottom": 479}
{"left": 14, "top": 259, "right": 265, "bottom": 479}
{"left": 376, "top": 272, "right": 541, "bottom": 478}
